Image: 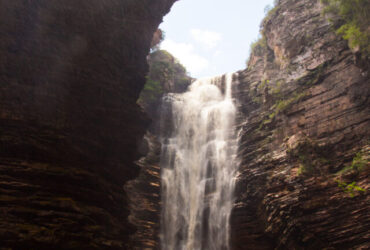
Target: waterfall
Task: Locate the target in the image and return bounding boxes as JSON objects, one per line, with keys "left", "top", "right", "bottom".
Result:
{"left": 160, "top": 73, "right": 239, "bottom": 250}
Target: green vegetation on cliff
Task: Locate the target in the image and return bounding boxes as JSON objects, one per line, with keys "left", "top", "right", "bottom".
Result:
{"left": 140, "top": 78, "right": 163, "bottom": 106}
{"left": 337, "top": 150, "right": 369, "bottom": 175}
{"left": 250, "top": 35, "right": 268, "bottom": 57}
{"left": 246, "top": 1, "right": 279, "bottom": 66}
{"left": 336, "top": 180, "right": 366, "bottom": 197}
{"left": 321, "top": 0, "right": 370, "bottom": 57}
{"left": 138, "top": 50, "right": 191, "bottom": 115}
{"left": 261, "top": 0, "right": 280, "bottom": 29}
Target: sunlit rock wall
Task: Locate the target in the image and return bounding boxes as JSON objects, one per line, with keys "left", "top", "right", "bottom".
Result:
{"left": 231, "top": 0, "right": 369, "bottom": 249}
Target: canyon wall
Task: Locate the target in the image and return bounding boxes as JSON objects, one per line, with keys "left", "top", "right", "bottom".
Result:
{"left": 127, "top": 1, "right": 369, "bottom": 248}
{"left": 125, "top": 133, "right": 162, "bottom": 249}
{"left": 1, "top": 0, "right": 368, "bottom": 249}
{"left": 125, "top": 49, "right": 192, "bottom": 249}
{"left": 0, "top": 0, "right": 175, "bottom": 249}
{"left": 231, "top": 0, "right": 369, "bottom": 249}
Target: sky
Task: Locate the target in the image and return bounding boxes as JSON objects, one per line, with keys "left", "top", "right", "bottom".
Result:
{"left": 159, "top": 0, "right": 275, "bottom": 78}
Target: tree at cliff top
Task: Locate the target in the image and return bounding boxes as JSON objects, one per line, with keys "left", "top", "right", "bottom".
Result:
{"left": 138, "top": 50, "right": 192, "bottom": 118}
{"left": 321, "top": 0, "right": 370, "bottom": 58}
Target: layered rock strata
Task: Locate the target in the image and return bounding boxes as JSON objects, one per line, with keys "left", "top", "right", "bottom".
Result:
{"left": 0, "top": 0, "right": 175, "bottom": 249}
{"left": 231, "top": 0, "right": 369, "bottom": 249}
{"left": 125, "top": 133, "right": 162, "bottom": 250}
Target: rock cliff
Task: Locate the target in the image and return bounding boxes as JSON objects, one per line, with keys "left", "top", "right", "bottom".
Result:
{"left": 1, "top": 0, "right": 369, "bottom": 249}
{"left": 128, "top": 1, "right": 369, "bottom": 249}
{"left": 138, "top": 49, "right": 192, "bottom": 126}
{"left": 125, "top": 133, "right": 162, "bottom": 250}
{"left": 0, "top": 0, "right": 175, "bottom": 249}
{"left": 231, "top": 0, "right": 369, "bottom": 249}
{"left": 125, "top": 49, "right": 191, "bottom": 249}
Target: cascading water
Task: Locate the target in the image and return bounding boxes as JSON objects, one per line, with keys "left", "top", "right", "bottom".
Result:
{"left": 160, "top": 73, "right": 239, "bottom": 250}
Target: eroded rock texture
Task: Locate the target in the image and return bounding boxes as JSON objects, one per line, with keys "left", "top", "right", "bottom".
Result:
{"left": 125, "top": 133, "right": 162, "bottom": 250}
{"left": 0, "top": 0, "right": 175, "bottom": 249}
{"left": 231, "top": 0, "right": 369, "bottom": 249}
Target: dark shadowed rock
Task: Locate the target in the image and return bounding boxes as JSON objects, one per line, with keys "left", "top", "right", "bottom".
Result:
{"left": 125, "top": 133, "right": 162, "bottom": 250}
{"left": 0, "top": 0, "right": 175, "bottom": 249}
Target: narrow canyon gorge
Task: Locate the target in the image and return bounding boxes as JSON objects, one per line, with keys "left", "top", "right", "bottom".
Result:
{"left": 0, "top": 0, "right": 369, "bottom": 249}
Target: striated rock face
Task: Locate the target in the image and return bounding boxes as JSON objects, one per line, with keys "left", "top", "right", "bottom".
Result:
{"left": 231, "top": 0, "right": 369, "bottom": 249}
{"left": 125, "top": 133, "right": 162, "bottom": 250}
{"left": 0, "top": 0, "right": 175, "bottom": 249}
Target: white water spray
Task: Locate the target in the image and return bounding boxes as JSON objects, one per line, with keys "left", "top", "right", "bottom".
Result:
{"left": 160, "top": 73, "right": 238, "bottom": 250}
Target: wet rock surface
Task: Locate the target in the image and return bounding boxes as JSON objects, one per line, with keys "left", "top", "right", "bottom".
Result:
{"left": 125, "top": 133, "right": 162, "bottom": 250}
{"left": 0, "top": 0, "right": 175, "bottom": 249}
{"left": 231, "top": 0, "right": 369, "bottom": 249}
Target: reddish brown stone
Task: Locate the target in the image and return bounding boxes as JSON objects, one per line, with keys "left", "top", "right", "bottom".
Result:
{"left": 231, "top": 0, "right": 369, "bottom": 249}
{"left": 0, "top": 0, "right": 175, "bottom": 249}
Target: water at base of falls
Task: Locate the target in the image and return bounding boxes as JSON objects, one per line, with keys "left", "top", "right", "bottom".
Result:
{"left": 160, "top": 73, "right": 239, "bottom": 250}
